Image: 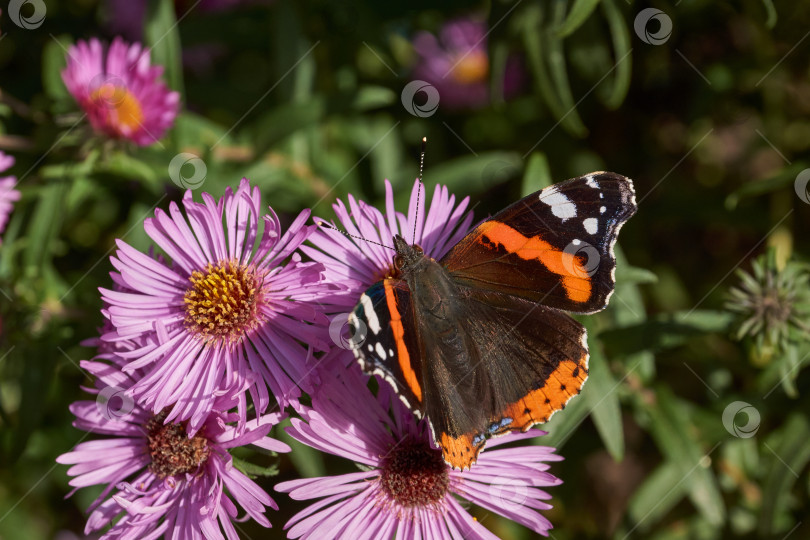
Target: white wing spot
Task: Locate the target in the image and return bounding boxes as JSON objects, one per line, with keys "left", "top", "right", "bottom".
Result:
{"left": 586, "top": 176, "right": 599, "bottom": 188}
{"left": 389, "top": 348, "right": 395, "bottom": 356}
{"left": 359, "top": 294, "right": 381, "bottom": 334}
{"left": 599, "top": 193, "right": 604, "bottom": 199}
{"left": 573, "top": 239, "right": 581, "bottom": 246}
{"left": 583, "top": 218, "right": 598, "bottom": 235}
{"left": 600, "top": 206, "right": 606, "bottom": 214}
{"left": 540, "top": 186, "right": 577, "bottom": 221}
{"left": 367, "top": 344, "right": 374, "bottom": 352}
{"left": 375, "top": 343, "right": 387, "bottom": 359}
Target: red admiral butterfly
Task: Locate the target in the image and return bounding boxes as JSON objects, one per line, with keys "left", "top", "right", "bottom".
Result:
{"left": 348, "top": 172, "right": 636, "bottom": 470}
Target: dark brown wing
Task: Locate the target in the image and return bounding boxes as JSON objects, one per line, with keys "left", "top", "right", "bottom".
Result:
{"left": 415, "top": 286, "right": 589, "bottom": 470}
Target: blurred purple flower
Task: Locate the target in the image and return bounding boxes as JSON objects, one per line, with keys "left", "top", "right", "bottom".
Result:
{"left": 100, "top": 179, "right": 334, "bottom": 436}
{"left": 57, "top": 359, "right": 288, "bottom": 538}
{"left": 61, "top": 37, "right": 179, "bottom": 146}
{"left": 412, "top": 18, "right": 523, "bottom": 110}
{"left": 303, "top": 179, "right": 474, "bottom": 309}
{"left": 276, "top": 364, "right": 563, "bottom": 538}
{"left": 0, "top": 152, "right": 20, "bottom": 245}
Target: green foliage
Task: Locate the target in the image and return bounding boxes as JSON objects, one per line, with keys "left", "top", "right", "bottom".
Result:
{"left": 0, "top": 0, "right": 809, "bottom": 539}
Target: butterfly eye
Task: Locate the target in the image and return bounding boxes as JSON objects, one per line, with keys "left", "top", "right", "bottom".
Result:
{"left": 394, "top": 255, "right": 404, "bottom": 269}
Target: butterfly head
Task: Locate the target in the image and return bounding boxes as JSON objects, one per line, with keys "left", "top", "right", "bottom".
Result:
{"left": 392, "top": 234, "right": 426, "bottom": 273}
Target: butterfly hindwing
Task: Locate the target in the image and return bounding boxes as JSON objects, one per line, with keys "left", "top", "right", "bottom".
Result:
{"left": 414, "top": 284, "right": 588, "bottom": 469}
{"left": 441, "top": 172, "right": 636, "bottom": 314}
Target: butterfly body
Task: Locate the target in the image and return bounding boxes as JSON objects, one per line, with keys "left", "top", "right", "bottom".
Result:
{"left": 348, "top": 172, "right": 637, "bottom": 470}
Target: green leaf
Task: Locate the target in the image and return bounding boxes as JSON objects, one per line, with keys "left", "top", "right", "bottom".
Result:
{"left": 145, "top": 0, "right": 185, "bottom": 97}
{"left": 520, "top": 4, "right": 587, "bottom": 138}
{"left": 629, "top": 461, "right": 690, "bottom": 530}
{"left": 725, "top": 163, "right": 807, "bottom": 209}
{"left": 761, "top": 0, "right": 778, "bottom": 29}
{"left": 600, "top": 310, "right": 735, "bottom": 354}
{"left": 758, "top": 414, "right": 810, "bottom": 536}
{"left": 546, "top": 1, "right": 588, "bottom": 135}
{"left": 521, "top": 152, "right": 552, "bottom": 196}
{"left": 277, "top": 420, "right": 326, "bottom": 478}
{"left": 600, "top": 0, "right": 633, "bottom": 109}
{"left": 95, "top": 152, "right": 161, "bottom": 187}
{"left": 42, "top": 35, "right": 71, "bottom": 101}
{"left": 232, "top": 456, "right": 280, "bottom": 479}
{"left": 645, "top": 387, "right": 725, "bottom": 527}
{"left": 23, "top": 182, "right": 66, "bottom": 275}
{"left": 618, "top": 265, "right": 658, "bottom": 285}
{"left": 556, "top": 0, "right": 602, "bottom": 38}
{"left": 428, "top": 152, "right": 524, "bottom": 197}
{"left": 583, "top": 333, "right": 624, "bottom": 460}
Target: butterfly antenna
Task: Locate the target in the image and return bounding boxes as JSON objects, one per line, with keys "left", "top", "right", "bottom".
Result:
{"left": 412, "top": 136, "right": 427, "bottom": 244}
{"left": 316, "top": 221, "right": 394, "bottom": 250}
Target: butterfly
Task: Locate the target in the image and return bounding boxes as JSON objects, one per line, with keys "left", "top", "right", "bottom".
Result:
{"left": 347, "top": 172, "right": 637, "bottom": 470}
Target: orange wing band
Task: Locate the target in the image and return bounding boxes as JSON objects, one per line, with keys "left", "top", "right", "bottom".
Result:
{"left": 476, "top": 221, "right": 592, "bottom": 303}
{"left": 383, "top": 280, "right": 422, "bottom": 403}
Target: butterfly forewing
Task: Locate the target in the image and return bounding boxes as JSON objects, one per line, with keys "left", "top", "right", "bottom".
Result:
{"left": 441, "top": 172, "right": 636, "bottom": 313}
{"left": 349, "top": 279, "right": 424, "bottom": 416}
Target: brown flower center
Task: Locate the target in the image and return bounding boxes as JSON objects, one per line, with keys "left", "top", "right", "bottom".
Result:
{"left": 183, "top": 260, "right": 262, "bottom": 343}
{"left": 379, "top": 439, "right": 450, "bottom": 507}
{"left": 146, "top": 411, "right": 210, "bottom": 478}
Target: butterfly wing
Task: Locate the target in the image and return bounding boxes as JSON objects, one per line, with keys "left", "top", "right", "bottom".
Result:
{"left": 441, "top": 172, "right": 636, "bottom": 314}
{"left": 413, "top": 285, "right": 589, "bottom": 470}
{"left": 348, "top": 279, "right": 425, "bottom": 416}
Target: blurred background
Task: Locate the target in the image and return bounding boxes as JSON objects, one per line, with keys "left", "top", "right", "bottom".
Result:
{"left": 1, "top": 0, "right": 809, "bottom": 538}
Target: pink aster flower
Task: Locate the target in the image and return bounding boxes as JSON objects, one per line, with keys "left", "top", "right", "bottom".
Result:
{"left": 303, "top": 179, "right": 474, "bottom": 308}
{"left": 100, "top": 178, "right": 333, "bottom": 435}
{"left": 57, "top": 359, "right": 289, "bottom": 538}
{"left": 0, "top": 152, "right": 20, "bottom": 245}
{"left": 412, "top": 18, "right": 524, "bottom": 109}
{"left": 276, "top": 365, "right": 562, "bottom": 538}
{"left": 61, "top": 37, "right": 179, "bottom": 146}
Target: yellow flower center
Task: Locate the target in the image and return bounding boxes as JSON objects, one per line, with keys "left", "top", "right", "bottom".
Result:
{"left": 90, "top": 83, "right": 144, "bottom": 134}
{"left": 183, "top": 261, "right": 263, "bottom": 344}
{"left": 449, "top": 50, "right": 489, "bottom": 85}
